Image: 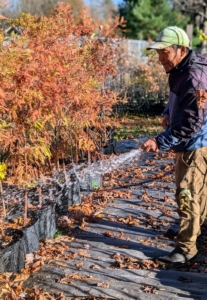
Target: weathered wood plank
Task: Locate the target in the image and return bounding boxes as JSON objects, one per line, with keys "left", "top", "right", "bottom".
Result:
{"left": 22, "top": 148, "right": 207, "bottom": 299}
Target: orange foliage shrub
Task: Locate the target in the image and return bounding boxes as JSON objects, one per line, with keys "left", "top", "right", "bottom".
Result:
{"left": 0, "top": 3, "right": 122, "bottom": 185}
{"left": 134, "top": 53, "right": 169, "bottom": 99}
{"left": 106, "top": 44, "right": 169, "bottom": 107}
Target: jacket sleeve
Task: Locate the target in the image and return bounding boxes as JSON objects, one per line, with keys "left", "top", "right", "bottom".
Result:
{"left": 156, "top": 71, "right": 206, "bottom": 150}
{"left": 162, "top": 104, "right": 169, "bottom": 116}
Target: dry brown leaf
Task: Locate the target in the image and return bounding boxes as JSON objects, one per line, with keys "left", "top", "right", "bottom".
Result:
{"left": 25, "top": 253, "right": 34, "bottom": 265}
{"left": 141, "top": 285, "right": 158, "bottom": 294}
{"left": 145, "top": 159, "right": 155, "bottom": 166}
{"left": 31, "top": 260, "right": 44, "bottom": 273}
{"left": 95, "top": 213, "right": 104, "bottom": 219}
{"left": 118, "top": 230, "right": 125, "bottom": 240}
{"left": 79, "top": 218, "right": 89, "bottom": 230}
{"left": 46, "top": 236, "right": 74, "bottom": 245}
{"left": 119, "top": 245, "right": 130, "bottom": 249}
{"left": 90, "top": 264, "right": 101, "bottom": 270}
{"left": 11, "top": 272, "right": 30, "bottom": 282}
{"left": 53, "top": 261, "right": 69, "bottom": 268}
{"left": 79, "top": 249, "right": 91, "bottom": 258}
{"left": 104, "top": 231, "right": 113, "bottom": 237}
{"left": 58, "top": 273, "right": 97, "bottom": 283}
{"left": 67, "top": 273, "right": 82, "bottom": 279}
{"left": 97, "top": 282, "right": 109, "bottom": 288}
{"left": 163, "top": 164, "right": 174, "bottom": 172}
{"left": 12, "top": 281, "right": 24, "bottom": 296}
{"left": 141, "top": 259, "right": 159, "bottom": 269}
{"left": 111, "top": 190, "right": 132, "bottom": 198}
{"left": 117, "top": 216, "right": 140, "bottom": 226}
{"left": 75, "top": 262, "right": 84, "bottom": 269}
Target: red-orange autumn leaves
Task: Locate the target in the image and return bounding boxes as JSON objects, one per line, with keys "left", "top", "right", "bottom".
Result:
{"left": 0, "top": 3, "right": 123, "bottom": 185}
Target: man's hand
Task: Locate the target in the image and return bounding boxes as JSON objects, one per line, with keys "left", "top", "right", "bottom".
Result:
{"left": 162, "top": 115, "right": 169, "bottom": 129}
{"left": 140, "top": 138, "right": 159, "bottom": 152}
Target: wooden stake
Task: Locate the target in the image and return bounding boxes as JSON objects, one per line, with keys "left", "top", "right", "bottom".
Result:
{"left": 24, "top": 189, "right": 28, "bottom": 226}
{"left": 0, "top": 180, "right": 6, "bottom": 217}
{"left": 38, "top": 185, "right": 42, "bottom": 208}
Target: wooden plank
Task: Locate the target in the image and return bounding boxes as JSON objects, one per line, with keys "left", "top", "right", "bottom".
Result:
{"left": 22, "top": 148, "right": 207, "bottom": 299}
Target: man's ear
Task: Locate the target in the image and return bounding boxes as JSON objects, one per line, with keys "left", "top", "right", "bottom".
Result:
{"left": 180, "top": 45, "right": 187, "bottom": 56}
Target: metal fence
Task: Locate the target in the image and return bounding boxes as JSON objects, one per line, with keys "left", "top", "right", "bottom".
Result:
{"left": 104, "top": 39, "right": 168, "bottom": 116}
{"left": 121, "top": 39, "right": 149, "bottom": 60}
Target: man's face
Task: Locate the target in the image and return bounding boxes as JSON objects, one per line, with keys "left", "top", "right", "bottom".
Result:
{"left": 156, "top": 46, "right": 184, "bottom": 72}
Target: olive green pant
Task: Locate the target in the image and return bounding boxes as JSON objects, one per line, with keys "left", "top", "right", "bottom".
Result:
{"left": 175, "top": 147, "right": 207, "bottom": 256}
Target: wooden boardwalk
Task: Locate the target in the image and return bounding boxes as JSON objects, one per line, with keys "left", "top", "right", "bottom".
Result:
{"left": 23, "top": 148, "right": 207, "bottom": 300}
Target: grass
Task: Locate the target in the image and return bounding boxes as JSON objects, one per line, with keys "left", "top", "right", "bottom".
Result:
{"left": 114, "top": 115, "right": 163, "bottom": 140}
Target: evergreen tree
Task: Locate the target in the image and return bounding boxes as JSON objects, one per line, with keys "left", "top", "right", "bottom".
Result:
{"left": 118, "top": 0, "right": 189, "bottom": 40}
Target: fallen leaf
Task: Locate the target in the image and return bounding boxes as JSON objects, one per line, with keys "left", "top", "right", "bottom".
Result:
{"left": 104, "top": 231, "right": 113, "bottom": 237}
{"left": 79, "top": 249, "right": 91, "bottom": 258}
{"left": 12, "top": 272, "right": 30, "bottom": 282}
{"left": 25, "top": 253, "right": 34, "bottom": 265}
{"left": 97, "top": 282, "right": 109, "bottom": 288}
{"left": 53, "top": 261, "right": 69, "bottom": 268}
{"left": 141, "top": 285, "right": 158, "bottom": 294}
{"left": 75, "top": 262, "right": 84, "bottom": 269}
{"left": 90, "top": 264, "right": 101, "bottom": 270}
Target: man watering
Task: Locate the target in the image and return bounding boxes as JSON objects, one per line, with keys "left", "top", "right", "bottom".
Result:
{"left": 141, "top": 26, "right": 207, "bottom": 266}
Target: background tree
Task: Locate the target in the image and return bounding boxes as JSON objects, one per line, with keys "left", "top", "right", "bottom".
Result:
{"left": 172, "top": 0, "right": 207, "bottom": 27}
{"left": 1, "top": 0, "right": 85, "bottom": 18}
{"left": 102, "top": 0, "right": 115, "bottom": 22}
{"left": 118, "top": 0, "right": 189, "bottom": 40}
{"left": 171, "top": 0, "right": 207, "bottom": 48}
{"left": 18, "top": 0, "right": 57, "bottom": 15}
{"left": 88, "top": 0, "right": 116, "bottom": 23}
{"left": 0, "top": 0, "right": 115, "bottom": 24}
{"left": 0, "top": 0, "right": 15, "bottom": 18}
{"left": 65, "top": 0, "right": 85, "bottom": 20}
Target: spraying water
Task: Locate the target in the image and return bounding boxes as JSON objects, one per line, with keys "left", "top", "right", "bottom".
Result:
{"left": 82, "top": 149, "right": 143, "bottom": 175}
{"left": 71, "top": 148, "right": 144, "bottom": 191}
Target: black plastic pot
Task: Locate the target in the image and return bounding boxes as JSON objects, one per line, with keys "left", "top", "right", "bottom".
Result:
{"left": 0, "top": 203, "right": 56, "bottom": 273}
{"left": 0, "top": 229, "right": 25, "bottom": 273}
{"left": 101, "top": 138, "right": 117, "bottom": 155}
{"left": 57, "top": 173, "right": 81, "bottom": 215}
{"left": 0, "top": 162, "right": 103, "bottom": 273}
{"left": 22, "top": 217, "right": 40, "bottom": 254}
{"left": 38, "top": 203, "right": 56, "bottom": 240}
{"left": 79, "top": 171, "right": 102, "bottom": 192}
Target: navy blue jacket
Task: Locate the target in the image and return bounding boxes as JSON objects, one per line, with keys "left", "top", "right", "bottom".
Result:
{"left": 156, "top": 50, "right": 207, "bottom": 152}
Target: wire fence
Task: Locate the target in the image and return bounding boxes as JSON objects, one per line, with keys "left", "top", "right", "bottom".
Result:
{"left": 103, "top": 39, "right": 169, "bottom": 116}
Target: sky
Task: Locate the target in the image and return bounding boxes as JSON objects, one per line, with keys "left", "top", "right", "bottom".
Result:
{"left": 85, "top": 0, "right": 123, "bottom": 7}
{"left": 9, "top": 0, "right": 124, "bottom": 10}
{"left": 112, "top": 0, "right": 122, "bottom": 5}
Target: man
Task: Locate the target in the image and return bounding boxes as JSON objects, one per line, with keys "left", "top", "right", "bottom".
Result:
{"left": 141, "top": 26, "right": 207, "bottom": 266}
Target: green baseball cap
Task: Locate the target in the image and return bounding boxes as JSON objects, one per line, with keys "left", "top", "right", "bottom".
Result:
{"left": 147, "top": 26, "right": 191, "bottom": 50}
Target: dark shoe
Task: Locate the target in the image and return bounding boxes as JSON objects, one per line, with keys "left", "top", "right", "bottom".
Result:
{"left": 164, "top": 228, "right": 178, "bottom": 239}
{"left": 155, "top": 249, "right": 197, "bottom": 266}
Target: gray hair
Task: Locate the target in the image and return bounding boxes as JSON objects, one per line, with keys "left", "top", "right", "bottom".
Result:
{"left": 171, "top": 44, "right": 190, "bottom": 54}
